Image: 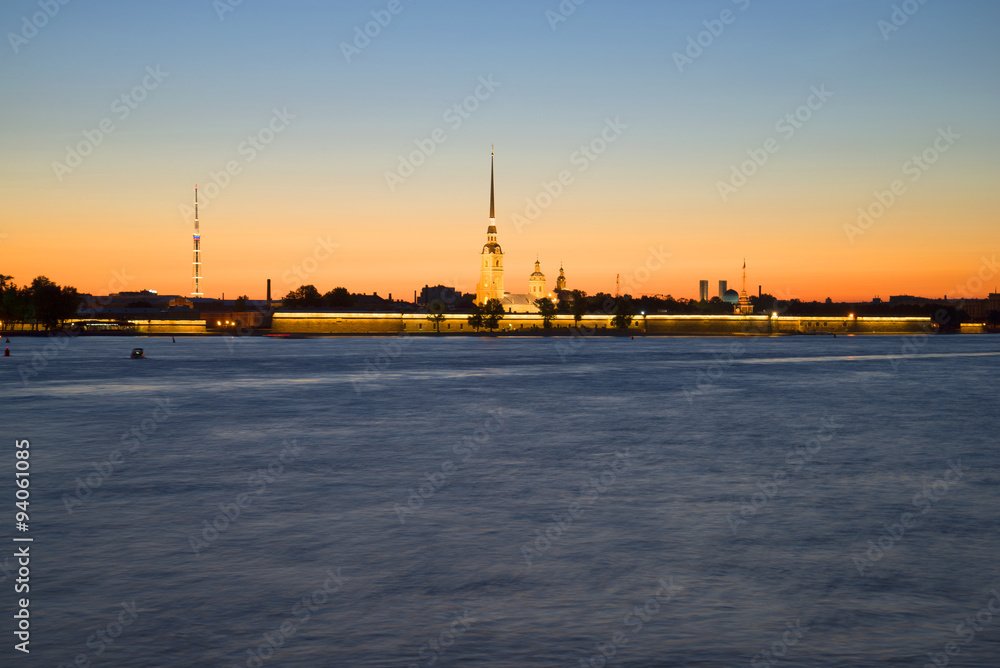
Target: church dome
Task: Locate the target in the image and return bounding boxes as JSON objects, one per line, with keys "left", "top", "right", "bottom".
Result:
{"left": 722, "top": 289, "right": 739, "bottom": 304}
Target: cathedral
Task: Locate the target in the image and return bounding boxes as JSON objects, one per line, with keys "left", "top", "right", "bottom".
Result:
{"left": 475, "top": 149, "right": 565, "bottom": 312}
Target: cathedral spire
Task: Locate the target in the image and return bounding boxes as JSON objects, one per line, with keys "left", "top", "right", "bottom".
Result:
{"left": 490, "top": 145, "right": 495, "bottom": 220}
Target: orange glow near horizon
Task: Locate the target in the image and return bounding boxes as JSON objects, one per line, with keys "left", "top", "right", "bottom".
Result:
{"left": 4, "top": 164, "right": 997, "bottom": 304}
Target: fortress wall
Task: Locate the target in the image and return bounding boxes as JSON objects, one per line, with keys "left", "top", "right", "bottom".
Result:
{"left": 137, "top": 320, "right": 207, "bottom": 334}
{"left": 269, "top": 313, "right": 933, "bottom": 336}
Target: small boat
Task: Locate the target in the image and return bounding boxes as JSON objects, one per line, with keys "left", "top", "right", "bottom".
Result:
{"left": 130, "top": 348, "right": 145, "bottom": 359}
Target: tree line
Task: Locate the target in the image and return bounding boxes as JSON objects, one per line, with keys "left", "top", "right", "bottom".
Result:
{"left": 281, "top": 285, "right": 360, "bottom": 310}
{"left": 0, "top": 275, "right": 82, "bottom": 331}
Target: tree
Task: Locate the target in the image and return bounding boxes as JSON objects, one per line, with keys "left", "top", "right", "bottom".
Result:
{"left": 987, "top": 310, "right": 1000, "bottom": 328}
{"left": 468, "top": 299, "right": 505, "bottom": 332}
{"left": 751, "top": 293, "right": 778, "bottom": 312}
{"left": 611, "top": 296, "right": 634, "bottom": 329}
{"left": 324, "top": 287, "right": 354, "bottom": 309}
{"left": 534, "top": 297, "right": 556, "bottom": 329}
{"left": 482, "top": 298, "right": 505, "bottom": 332}
{"left": 282, "top": 285, "right": 324, "bottom": 309}
{"left": 233, "top": 295, "right": 248, "bottom": 312}
{"left": 467, "top": 309, "right": 484, "bottom": 332}
{"left": 571, "top": 290, "right": 588, "bottom": 327}
{"left": 28, "top": 276, "right": 80, "bottom": 331}
{"left": 554, "top": 291, "right": 571, "bottom": 313}
{"left": 427, "top": 299, "right": 447, "bottom": 333}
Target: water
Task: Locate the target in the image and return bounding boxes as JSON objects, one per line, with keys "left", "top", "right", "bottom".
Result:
{"left": 4, "top": 334, "right": 999, "bottom": 667}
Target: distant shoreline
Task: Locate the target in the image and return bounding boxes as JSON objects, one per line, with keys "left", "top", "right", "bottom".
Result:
{"left": 2, "top": 329, "right": 977, "bottom": 339}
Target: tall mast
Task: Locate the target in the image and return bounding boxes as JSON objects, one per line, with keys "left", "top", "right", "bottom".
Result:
{"left": 192, "top": 185, "right": 203, "bottom": 297}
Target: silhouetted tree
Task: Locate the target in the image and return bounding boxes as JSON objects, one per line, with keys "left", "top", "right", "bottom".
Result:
{"left": 467, "top": 309, "right": 484, "bottom": 332}
{"left": 233, "top": 295, "right": 248, "bottom": 312}
{"left": 535, "top": 297, "right": 556, "bottom": 328}
{"left": 571, "top": 290, "right": 588, "bottom": 326}
{"left": 751, "top": 293, "right": 778, "bottom": 313}
{"left": 324, "top": 287, "right": 354, "bottom": 309}
{"left": 282, "top": 285, "right": 324, "bottom": 309}
{"left": 482, "top": 298, "right": 505, "bottom": 332}
{"left": 611, "top": 296, "right": 634, "bottom": 329}
{"left": 0, "top": 277, "right": 29, "bottom": 330}
{"left": 29, "top": 276, "right": 81, "bottom": 331}
{"left": 427, "top": 299, "right": 447, "bottom": 333}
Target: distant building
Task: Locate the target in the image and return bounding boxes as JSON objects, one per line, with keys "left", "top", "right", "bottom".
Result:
{"left": 736, "top": 260, "right": 753, "bottom": 314}
{"left": 699, "top": 280, "right": 709, "bottom": 302}
{"left": 420, "top": 285, "right": 458, "bottom": 307}
{"left": 556, "top": 264, "right": 567, "bottom": 292}
{"left": 476, "top": 149, "right": 504, "bottom": 305}
{"left": 722, "top": 289, "right": 739, "bottom": 305}
{"left": 719, "top": 280, "right": 727, "bottom": 299}
{"left": 528, "top": 259, "right": 546, "bottom": 300}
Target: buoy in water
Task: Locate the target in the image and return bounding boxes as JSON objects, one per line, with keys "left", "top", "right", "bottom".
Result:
{"left": 4, "top": 347, "right": 9, "bottom": 357}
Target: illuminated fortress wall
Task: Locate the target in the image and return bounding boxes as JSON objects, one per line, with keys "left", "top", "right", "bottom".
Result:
{"left": 271, "top": 313, "right": 933, "bottom": 335}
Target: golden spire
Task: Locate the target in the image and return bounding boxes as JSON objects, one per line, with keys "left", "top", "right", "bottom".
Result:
{"left": 490, "top": 145, "right": 495, "bottom": 220}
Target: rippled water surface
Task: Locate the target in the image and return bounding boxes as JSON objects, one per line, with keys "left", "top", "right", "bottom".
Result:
{"left": 4, "top": 334, "right": 1000, "bottom": 667}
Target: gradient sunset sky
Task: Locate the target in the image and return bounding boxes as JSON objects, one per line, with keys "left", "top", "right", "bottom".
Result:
{"left": 2, "top": 0, "right": 998, "bottom": 302}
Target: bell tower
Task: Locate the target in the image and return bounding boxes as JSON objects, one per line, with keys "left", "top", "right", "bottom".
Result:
{"left": 476, "top": 147, "right": 504, "bottom": 305}
{"left": 529, "top": 257, "right": 546, "bottom": 299}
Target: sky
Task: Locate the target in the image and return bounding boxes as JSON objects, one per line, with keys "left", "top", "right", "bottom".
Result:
{"left": 2, "top": 0, "right": 998, "bottom": 302}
